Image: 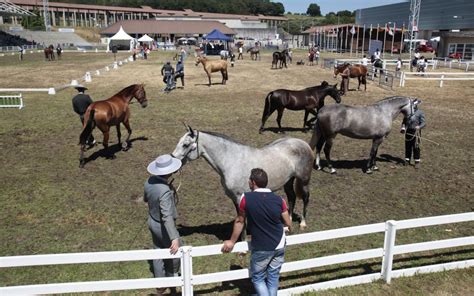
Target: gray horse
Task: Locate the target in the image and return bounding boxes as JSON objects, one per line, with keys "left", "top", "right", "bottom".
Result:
{"left": 309, "top": 96, "right": 419, "bottom": 174}
{"left": 171, "top": 126, "right": 314, "bottom": 230}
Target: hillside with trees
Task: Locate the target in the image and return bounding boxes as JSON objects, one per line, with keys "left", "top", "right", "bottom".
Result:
{"left": 54, "top": 0, "right": 285, "bottom": 16}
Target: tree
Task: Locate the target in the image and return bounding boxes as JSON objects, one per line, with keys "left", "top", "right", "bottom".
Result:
{"left": 306, "top": 3, "right": 321, "bottom": 17}
{"left": 337, "top": 10, "right": 353, "bottom": 17}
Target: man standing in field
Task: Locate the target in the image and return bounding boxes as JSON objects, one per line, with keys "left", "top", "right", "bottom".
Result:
{"left": 222, "top": 168, "right": 292, "bottom": 296}
{"left": 72, "top": 85, "right": 95, "bottom": 146}
{"left": 400, "top": 100, "right": 425, "bottom": 169}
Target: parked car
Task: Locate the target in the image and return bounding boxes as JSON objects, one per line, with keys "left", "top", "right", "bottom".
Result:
{"left": 448, "top": 52, "right": 462, "bottom": 59}
{"left": 417, "top": 43, "right": 434, "bottom": 53}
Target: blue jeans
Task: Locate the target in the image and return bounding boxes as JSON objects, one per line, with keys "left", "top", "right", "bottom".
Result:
{"left": 250, "top": 248, "right": 285, "bottom": 296}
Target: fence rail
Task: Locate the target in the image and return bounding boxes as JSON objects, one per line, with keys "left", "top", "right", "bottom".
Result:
{"left": 400, "top": 72, "right": 474, "bottom": 87}
{"left": 0, "top": 212, "right": 472, "bottom": 295}
{"left": 0, "top": 94, "right": 24, "bottom": 109}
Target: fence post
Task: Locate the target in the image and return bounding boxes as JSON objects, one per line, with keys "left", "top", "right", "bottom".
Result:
{"left": 381, "top": 220, "right": 397, "bottom": 284}
{"left": 440, "top": 75, "right": 444, "bottom": 88}
{"left": 181, "top": 246, "right": 193, "bottom": 296}
{"left": 85, "top": 72, "right": 92, "bottom": 83}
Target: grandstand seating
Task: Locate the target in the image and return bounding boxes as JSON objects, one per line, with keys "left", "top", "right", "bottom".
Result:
{"left": 0, "top": 28, "right": 91, "bottom": 48}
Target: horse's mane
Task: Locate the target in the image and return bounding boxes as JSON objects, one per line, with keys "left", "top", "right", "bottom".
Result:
{"left": 201, "top": 131, "right": 245, "bottom": 145}
{"left": 375, "top": 96, "right": 411, "bottom": 106}
{"left": 117, "top": 84, "right": 139, "bottom": 96}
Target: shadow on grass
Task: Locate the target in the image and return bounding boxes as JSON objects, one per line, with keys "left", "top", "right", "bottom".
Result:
{"left": 194, "top": 82, "right": 226, "bottom": 87}
{"left": 260, "top": 127, "right": 310, "bottom": 134}
{"left": 82, "top": 136, "right": 148, "bottom": 167}
{"left": 316, "top": 153, "right": 405, "bottom": 173}
{"left": 178, "top": 221, "right": 234, "bottom": 241}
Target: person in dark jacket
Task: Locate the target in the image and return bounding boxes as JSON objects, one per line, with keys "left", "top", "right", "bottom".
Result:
{"left": 174, "top": 60, "right": 184, "bottom": 87}
{"left": 400, "top": 100, "right": 426, "bottom": 168}
{"left": 145, "top": 154, "right": 183, "bottom": 295}
{"left": 161, "top": 61, "right": 174, "bottom": 84}
{"left": 72, "top": 85, "right": 95, "bottom": 146}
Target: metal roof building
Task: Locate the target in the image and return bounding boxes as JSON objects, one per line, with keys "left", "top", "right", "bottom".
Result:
{"left": 355, "top": 0, "right": 474, "bottom": 59}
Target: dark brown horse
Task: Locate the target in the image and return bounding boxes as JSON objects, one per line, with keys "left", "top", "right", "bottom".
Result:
{"left": 272, "top": 49, "right": 288, "bottom": 69}
{"left": 44, "top": 45, "right": 55, "bottom": 61}
{"left": 333, "top": 63, "right": 367, "bottom": 91}
{"left": 259, "top": 81, "right": 341, "bottom": 133}
{"left": 195, "top": 55, "right": 228, "bottom": 86}
{"left": 247, "top": 47, "right": 260, "bottom": 60}
{"left": 79, "top": 84, "right": 148, "bottom": 167}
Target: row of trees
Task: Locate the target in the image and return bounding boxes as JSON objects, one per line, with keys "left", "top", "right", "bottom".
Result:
{"left": 57, "top": 0, "right": 285, "bottom": 15}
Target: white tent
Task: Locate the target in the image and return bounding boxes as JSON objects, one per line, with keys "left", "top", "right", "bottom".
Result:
{"left": 138, "top": 34, "right": 154, "bottom": 43}
{"left": 107, "top": 26, "right": 135, "bottom": 52}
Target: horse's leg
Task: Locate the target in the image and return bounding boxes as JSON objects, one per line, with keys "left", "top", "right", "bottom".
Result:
{"left": 116, "top": 124, "right": 121, "bottom": 145}
{"left": 294, "top": 178, "right": 310, "bottom": 229}
{"left": 207, "top": 73, "right": 211, "bottom": 87}
{"left": 260, "top": 100, "right": 276, "bottom": 133}
{"left": 221, "top": 70, "right": 225, "bottom": 85}
{"left": 102, "top": 128, "right": 114, "bottom": 158}
{"left": 276, "top": 108, "right": 285, "bottom": 133}
{"left": 315, "top": 137, "right": 326, "bottom": 170}
{"left": 303, "top": 110, "right": 310, "bottom": 129}
{"left": 366, "top": 137, "right": 384, "bottom": 174}
{"left": 283, "top": 177, "right": 299, "bottom": 223}
{"left": 324, "top": 137, "right": 336, "bottom": 174}
{"left": 358, "top": 77, "right": 361, "bottom": 90}
{"left": 79, "top": 144, "right": 86, "bottom": 168}
{"left": 122, "top": 119, "right": 132, "bottom": 151}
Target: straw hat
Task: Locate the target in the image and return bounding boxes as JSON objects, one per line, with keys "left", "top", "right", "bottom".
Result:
{"left": 147, "top": 154, "right": 182, "bottom": 176}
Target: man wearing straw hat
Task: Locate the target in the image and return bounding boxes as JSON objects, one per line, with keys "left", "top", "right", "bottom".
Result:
{"left": 72, "top": 85, "right": 95, "bottom": 146}
{"left": 144, "top": 154, "right": 183, "bottom": 295}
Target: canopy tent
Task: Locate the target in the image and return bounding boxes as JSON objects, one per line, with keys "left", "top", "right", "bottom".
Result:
{"left": 107, "top": 26, "right": 136, "bottom": 52}
{"left": 204, "top": 29, "right": 232, "bottom": 41}
{"left": 138, "top": 34, "right": 154, "bottom": 42}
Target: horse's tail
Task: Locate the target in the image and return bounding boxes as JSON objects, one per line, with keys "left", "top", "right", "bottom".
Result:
{"left": 263, "top": 92, "right": 273, "bottom": 118}
{"left": 309, "top": 118, "right": 322, "bottom": 150}
{"left": 79, "top": 109, "right": 95, "bottom": 145}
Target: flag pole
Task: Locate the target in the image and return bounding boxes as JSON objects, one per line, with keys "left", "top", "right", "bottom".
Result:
{"left": 355, "top": 26, "right": 359, "bottom": 56}
{"left": 369, "top": 24, "right": 373, "bottom": 55}
{"left": 391, "top": 22, "right": 396, "bottom": 56}
{"left": 361, "top": 24, "right": 366, "bottom": 57}
{"left": 383, "top": 23, "right": 387, "bottom": 58}
{"left": 345, "top": 25, "right": 349, "bottom": 52}
{"left": 350, "top": 26, "right": 354, "bottom": 56}
{"left": 400, "top": 23, "right": 405, "bottom": 54}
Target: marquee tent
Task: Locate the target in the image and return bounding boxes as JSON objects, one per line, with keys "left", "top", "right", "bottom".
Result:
{"left": 204, "top": 29, "right": 232, "bottom": 41}
{"left": 138, "top": 34, "right": 154, "bottom": 43}
{"left": 107, "top": 26, "right": 135, "bottom": 51}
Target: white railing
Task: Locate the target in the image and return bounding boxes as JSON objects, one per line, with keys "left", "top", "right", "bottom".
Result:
{"left": 434, "top": 57, "right": 474, "bottom": 72}
{"left": 0, "top": 212, "right": 472, "bottom": 295}
{"left": 400, "top": 72, "right": 474, "bottom": 87}
{"left": 0, "top": 94, "right": 24, "bottom": 109}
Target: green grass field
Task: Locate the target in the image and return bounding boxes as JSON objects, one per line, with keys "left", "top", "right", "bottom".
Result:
{"left": 0, "top": 49, "right": 473, "bottom": 295}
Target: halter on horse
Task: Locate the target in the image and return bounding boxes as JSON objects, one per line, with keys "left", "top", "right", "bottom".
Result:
{"left": 309, "top": 96, "right": 418, "bottom": 174}
{"left": 195, "top": 55, "right": 228, "bottom": 86}
{"left": 79, "top": 84, "right": 148, "bottom": 167}
{"left": 259, "top": 81, "right": 342, "bottom": 133}
{"left": 171, "top": 126, "right": 314, "bottom": 236}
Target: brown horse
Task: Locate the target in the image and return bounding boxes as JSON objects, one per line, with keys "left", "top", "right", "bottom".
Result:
{"left": 259, "top": 81, "right": 342, "bottom": 133}
{"left": 79, "top": 84, "right": 148, "bottom": 167}
{"left": 195, "top": 55, "right": 228, "bottom": 86}
{"left": 334, "top": 63, "right": 367, "bottom": 91}
{"left": 44, "top": 45, "right": 55, "bottom": 61}
{"left": 247, "top": 47, "right": 260, "bottom": 60}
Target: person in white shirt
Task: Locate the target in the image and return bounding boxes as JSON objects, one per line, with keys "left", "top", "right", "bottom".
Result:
{"left": 361, "top": 55, "right": 368, "bottom": 66}
{"left": 396, "top": 57, "right": 402, "bottom": 72}
{"left": 374, "top": 48, "right": 381, "bottom": 59}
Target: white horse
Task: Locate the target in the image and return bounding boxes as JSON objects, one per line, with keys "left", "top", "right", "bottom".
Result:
{"left": 219, "top": 50, "right": 230, "bottom": 60}
{"left": 172, "top": 126, "right": 314, "bottom": 230}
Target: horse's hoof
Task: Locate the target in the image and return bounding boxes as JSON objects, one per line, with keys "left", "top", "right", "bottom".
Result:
{"left": 372, "top": 165, "right": 379, "bottom": 171}
{"left": 330, "top": 168, "right": 336, "bottom": 174}
{"left": 366, "top": 169, "right": 373, "bottom": 174}
{"left": 79, "top": 162, "right": 84, "bottom": 168}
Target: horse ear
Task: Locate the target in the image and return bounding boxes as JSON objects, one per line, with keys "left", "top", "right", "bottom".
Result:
{"left": 187, "top": 125, "right": 195, "bottom": 138}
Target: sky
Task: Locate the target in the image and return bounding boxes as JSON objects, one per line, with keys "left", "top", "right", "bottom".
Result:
{"left": 275, "top": 0, "right": 407, "bottom": 15}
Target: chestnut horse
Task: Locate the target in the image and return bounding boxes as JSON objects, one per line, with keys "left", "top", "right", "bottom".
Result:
{"left": 195, "top": 56, "right": 228, "bottom": 86}
{"left": 259, "top": 81, "right": 342, "bottom": 133}
{"left": 44, "top": 45, "right": 55, "bottom": 61}
{"left": 79, "top": 84, "right": 148, "bottom": 167}
{"left": 334, "top": 63, "right": 367, "bottom": 91}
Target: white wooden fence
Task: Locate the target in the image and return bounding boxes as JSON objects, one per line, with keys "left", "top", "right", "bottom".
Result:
{"left": 0, "top": 94, "right": 24, "bottom": 109}
{"left": 400, "top": 72, "right": 474, "bottom": 87}
{"left": 1, "top": 212, "right": 472, "bottom": 295}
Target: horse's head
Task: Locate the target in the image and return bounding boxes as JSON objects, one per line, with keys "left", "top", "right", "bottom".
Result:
{"left": 133, "top": 84, "right": 148, "bottom": 108}
{"left": 195, "top": 56, "right": 204, "bottom": 66}
{"left": 327, "top": 83, "right": 342, "bottom": 103}
{"left": 400, "top": 97, "right": 421, "bottom": 119}
{"left": 171, "top": 125, "right": 200, "bottom": 164}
